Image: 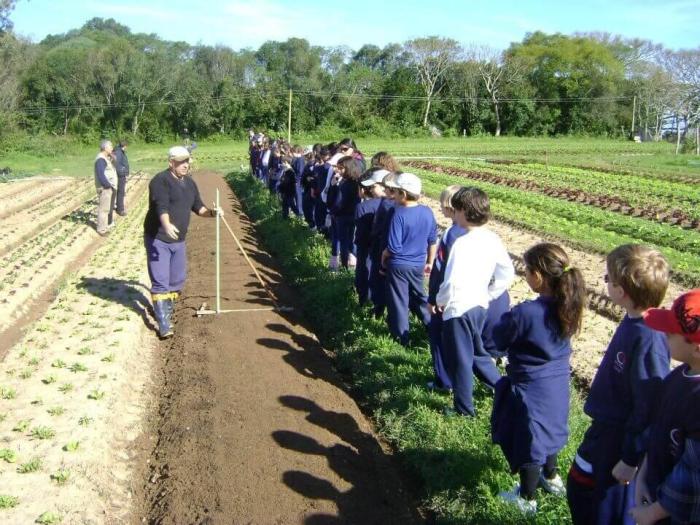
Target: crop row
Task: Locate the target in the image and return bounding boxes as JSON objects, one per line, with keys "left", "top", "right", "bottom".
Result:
{"left": 407, "top": 159, "right": 700, "bottom": 230}
{"left": 416, "top": 168, "right": 700, "bottom": 287}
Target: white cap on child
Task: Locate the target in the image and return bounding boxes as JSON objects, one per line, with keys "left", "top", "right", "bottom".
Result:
{"left": 393, "top": 172, "right": 421, "bottom": 196}
{"left": 360, "top": 169, "right": 390, "bottom": 186}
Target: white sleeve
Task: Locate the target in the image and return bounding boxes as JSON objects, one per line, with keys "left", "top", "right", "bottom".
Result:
{"left": 436, "top": 236, "right": 468, "bottom": 308}
{"left": 488, "top": 239, "right": 514, "bottom": 300}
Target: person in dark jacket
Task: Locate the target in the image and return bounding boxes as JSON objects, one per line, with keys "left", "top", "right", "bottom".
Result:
{"left": 143, "top": 146, "right": 221, "bottom": 339}
{"left": 114, "top": 140, "right": 129, "bottom": 216}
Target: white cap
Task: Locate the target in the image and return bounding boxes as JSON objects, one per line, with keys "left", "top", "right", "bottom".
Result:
{"left": 303, "top": 145, "right": 313, "bottom": 155}
{"left": 393, "top": 172, "right": 421, "bottom": 196}
{"left": 328, "top": 152, "right": 344, "bottom": 166}
{"left": 168, "top": 146, "right": 191, "bottom": 162}
{"left": 360, "top": 169, "right": 390, "bottom": 186}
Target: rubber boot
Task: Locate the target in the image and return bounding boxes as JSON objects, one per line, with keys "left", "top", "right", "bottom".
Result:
{"left": 153, "top": 299, "right": 173, "bottom": 339}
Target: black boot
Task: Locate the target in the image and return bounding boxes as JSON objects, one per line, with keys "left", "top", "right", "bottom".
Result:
{"left": 153, "top": 299, "right": 173, "bottom": 339}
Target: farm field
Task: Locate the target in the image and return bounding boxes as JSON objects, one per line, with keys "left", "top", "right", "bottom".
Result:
{"left": 0, "top": 136, "right": 698, "bottom": 524}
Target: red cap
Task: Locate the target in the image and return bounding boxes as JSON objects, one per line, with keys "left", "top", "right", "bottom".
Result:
{"left": 644, "top": 289, "right": 700, "bottom": 343}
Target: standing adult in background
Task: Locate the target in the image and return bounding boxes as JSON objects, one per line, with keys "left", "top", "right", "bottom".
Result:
{"left": 94, "top": 139, "right": 117, "bottom": 236}
{"left": 114, "top": 140, "right": 129, "bottom": 216}
{"left": 143, "top": 146, "right": 221, "bottom": 339}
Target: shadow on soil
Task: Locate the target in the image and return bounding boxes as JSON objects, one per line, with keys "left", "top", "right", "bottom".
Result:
{"left": 273, "top": 394, "right": 417, "bottom": 525}
{"left": 76, "top": 276, "right": 157, "bottom": 333}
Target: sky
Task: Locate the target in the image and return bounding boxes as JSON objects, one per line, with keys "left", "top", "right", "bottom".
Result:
{"left": 10, "top": 0, "right": 700, "bottom": 51}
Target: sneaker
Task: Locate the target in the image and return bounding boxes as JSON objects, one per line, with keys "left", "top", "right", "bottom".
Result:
{"left": 499, "top": 484, "right": 537, "bottom": 515}
{"left": 538, "top": 473, "right": 566, "bottom": 497}
{"left": 328, "top": 255, "right": 339, "bottom": 271}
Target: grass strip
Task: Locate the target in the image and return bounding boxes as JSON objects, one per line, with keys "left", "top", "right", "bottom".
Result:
{"left": 227, "top": 171, "right": 588, "bottom": 524}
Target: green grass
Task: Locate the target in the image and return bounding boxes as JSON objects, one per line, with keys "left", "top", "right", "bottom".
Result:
{"left": 227, "top": 171, "right": 589, "bottom": 524}
{"left": 1, "top": 136, "right": 695, "bottom": 183}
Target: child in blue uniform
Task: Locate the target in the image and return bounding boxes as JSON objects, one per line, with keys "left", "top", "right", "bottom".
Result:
{"left": 277, "top": 157, "right": 297, "bottom": 219}
{"left": 630, "top": 289, "right": 700, "bottom": 525}
{"left": 427, "top": 185, "right": 464, "bottom": 392}
{"left": 368, "top": 173, "right": 397, "bottom": 319}
{"left": 567, "top": 244, "right": 671, "bottom": 525}
{"left": 381, "top": 172, "right": 437, "bottom": 346}
{"left": 436, "top": 187, "right": 514, "bottom": 417}
{"left": 326, "top": 156, "right": 362, "bottom": 268}
{"left": 491, "top": 242, "right": 586, "bottom": 514}
{"left": 354, "top": 168, "right": 388, "bottom": 305}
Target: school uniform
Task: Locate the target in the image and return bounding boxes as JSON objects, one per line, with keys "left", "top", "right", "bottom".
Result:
{"left": 567, "top": 316, "right": 670, "bottom": 525}
{"left": 278, "top": 168, "right": 297, "bottom": 219}
{"left": 491, "top": 297, "right": 571, "bottom": 474}
{"left": 427, "top": 223, "right": 466, "bottom": 390}
{"left": 436, "top": 227, "right": 514, "bottom": 416}
{"left": 313, "top": 163, "right": 333, "bottom": 232}
{"left": 301, "top": 162, "right": 317, "bottom": 228}
{"left": 368, "top": 197, "right": 395, "bottom": 316}
{"left": 483, "top": 291, "right": 511, "bottom": 359}
{"left": 385, "top": 204, "right": 437, "bottom": 346}
{"left": 354, "top": 197, "right": 381, "bottom": 305}
{"left": 327, "top": 179, "right": 360, "bottom": 267}
{"left": 642, "top": 365, "right": 700, "bottom": 525}
{"left": 291, "top": 156, "right": 305, "bottom": 216}
{"left": 268, "top": 154, "right": 281, "bottom": 194}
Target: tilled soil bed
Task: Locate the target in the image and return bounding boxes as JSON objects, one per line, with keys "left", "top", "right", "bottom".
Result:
{"left": 139, "top": 171, "right": 421, "bottom": 524}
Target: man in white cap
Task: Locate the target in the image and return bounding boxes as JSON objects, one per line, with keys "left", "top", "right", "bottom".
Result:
{"left": 143, "top": 146, "right": 220, "bottom": 339}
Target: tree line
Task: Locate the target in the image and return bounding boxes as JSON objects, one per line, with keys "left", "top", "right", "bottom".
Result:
{"left": 0, "top": 14, "right": 698, "bottom": 144}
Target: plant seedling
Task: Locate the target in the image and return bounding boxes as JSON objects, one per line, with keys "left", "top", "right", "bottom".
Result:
{"left": 87, "top": 389, "right": 105, "bottom": 400}
{"left": 20, "top": 368, "right": 34, "bottom": 379}
{"left": 0, "top": 495, "right": 19, "bottom": 509}
{"left": 77, "top": 347, "right": 93, "bottom": 356}
{"left": 62, "top": 441, "right": 79, "bottom": 452}
{"left": 78, "top": 416, "right": 92, "bottom": 426}
{"left": 69, "top": 363, "right": 87, "bottom": 373}
{"left": 47, "top": 406, "right": 65, "bottom": 416}
{"left": 50, "top": 469, "right": 70, "bottom": 484}
{"left": 28, "top": 357, "right": 40, "bottom": 366}
{"left": 42, "top": 375, "right": 57, "bottom": 385}
{"left": 0, "top": 449, "right": 17, "bottom": 463}
{"left": 0, "top": 386, "right": 16, "bottom": 399}
{"left": 31, "top": 426, "right": 56, "bottom": 440}
{"left": 58, "top": 383, "right": 73, "bottom": 394}
{"left": 17, "top": 457, "right": 42, "bottom": 473}
{"left": 13, "top": 419, "right": 31, "bottom": 432}
{"left": 51, "top": 359, "right": 66, "bottom": 369}
{"left": 36, "top": 511, "right": 61, "bottom": 524}
{"left": 101, "top": 354, "right": 115, "bottom": 363}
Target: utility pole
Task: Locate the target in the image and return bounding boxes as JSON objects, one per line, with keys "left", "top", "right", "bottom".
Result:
{"left": 287, "top": 89, "right": 292, "bottom": 143}
{"left": 631, "top": 95, "right": 636, "bottom": 137}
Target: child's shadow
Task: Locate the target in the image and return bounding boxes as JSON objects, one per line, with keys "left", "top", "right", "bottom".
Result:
{"left": 272, "top": 395, "right": 420, "bottom": 524}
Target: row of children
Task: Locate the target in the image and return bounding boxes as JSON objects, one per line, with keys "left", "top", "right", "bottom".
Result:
{"left": 248, "top": 137, "right": 699, "bottom": 523}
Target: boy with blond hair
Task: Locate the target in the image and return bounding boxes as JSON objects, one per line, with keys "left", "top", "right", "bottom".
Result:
{"left": 629, "top": 289, "right": 700, "bottom": 524}
{"left": 568, "top": 244, "right": 671, "bottom": 524}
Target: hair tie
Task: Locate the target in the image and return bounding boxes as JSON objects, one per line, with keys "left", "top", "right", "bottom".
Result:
{"left": 562, "top": 266, "right": 572, "bottom": 273}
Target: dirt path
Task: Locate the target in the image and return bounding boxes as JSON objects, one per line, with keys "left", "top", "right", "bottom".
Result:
{"left": 141, "top": 171, "right": 421, "bottom": 524}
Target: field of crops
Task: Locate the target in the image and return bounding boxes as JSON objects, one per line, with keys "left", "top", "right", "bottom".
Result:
{"left": 0, "top": 136, "right": 697, "bottom": 524}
